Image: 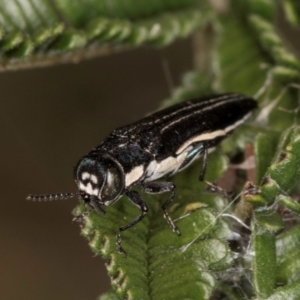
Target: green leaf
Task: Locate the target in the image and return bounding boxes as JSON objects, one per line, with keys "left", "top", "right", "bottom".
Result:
{"left": 284, "top": 0, "right": 300, "bottom": 26}
{"left": 73, "top": 184, "right": 232, "bottom": 299}
{"left": 254, "top": 209, "right": 283, "bottom": 232}
{"left": 98, "top": 290, "right": 121, "bottom": 300}
{"left": 277, "top": 194, "right": 300, "bottom": 215}
{"left": 265, "top": 279, "right": 300, "bottom": 300}
{"left": 254, "top": 131, "right": 280, "bottom": 184}
{"left": 252, "top": 220, "right": 276, "bottom": 298}
{"left": 215, "top": 16, "right": 268, "bottom": 96}
{"left": 246, "top": 127, "right": 300, "bottom": 205}
{"left": 249, "top": 15, "right": 300, "bottom": 72}
{"left": 0, "top": 0, "right": 206, "bottom": 69}
{"left": 276, "top": 225, "right": 300, "bottom": 284}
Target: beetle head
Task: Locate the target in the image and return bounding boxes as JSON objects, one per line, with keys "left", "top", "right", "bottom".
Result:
{"left": 74, "top": 154, "right": 125, "bottom": 205}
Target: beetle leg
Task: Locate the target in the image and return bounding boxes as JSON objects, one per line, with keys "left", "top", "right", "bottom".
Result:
{"left": 199, "top": 143, "right": 208, "bottom": 181}
{"left": 117, "top": 190, "right": 148, "bottom": 257}
{"left": 141, "top": 182, "right": 180, "bottom": 235}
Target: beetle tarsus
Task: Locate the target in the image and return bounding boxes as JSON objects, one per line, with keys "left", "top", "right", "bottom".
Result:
{"left": 204, "top": 180, "right": 232, "bottom": 198}
{"left": 163, "top": 210, "right": 181, "bottom": 235}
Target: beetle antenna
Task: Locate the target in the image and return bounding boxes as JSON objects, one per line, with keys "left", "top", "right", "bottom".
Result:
{"left": 26, "top": 192, "right": 79, "bottom": 201}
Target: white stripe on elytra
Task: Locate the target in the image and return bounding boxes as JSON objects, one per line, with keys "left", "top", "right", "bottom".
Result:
{"left": 122, "top": 95, "right": 242, "bottom": 134}
{"left": 161, "top": 97, "right": 241, "bottom": 134}
{"left": 175, "top": 130, "right": 226, "bottom": 155}
{"left": 223, "top": 111, "right": 252, "bottom": 133}
{"left": 175, "top": 112, "right": 252, "bottom": 155}
{"left": 125, "top": 165, "right": 144, "bottom": 187}
{"left": 155, "top": 95, "right": 234, "bottom": 124}
{"left": 145, "top": 150, "right": 188, "bottom": 182}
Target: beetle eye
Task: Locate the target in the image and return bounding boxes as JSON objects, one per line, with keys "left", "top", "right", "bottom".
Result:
{"left": 101, "top": 166, "right": 123, "bottom": 201}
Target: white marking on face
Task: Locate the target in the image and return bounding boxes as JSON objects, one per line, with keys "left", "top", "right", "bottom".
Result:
{"left": 90, "top": 174, "right": 98, "bottom": 184}
{"left": 79, "top": 182, "right": 99, "bottom": 196}
{"left": 125, "top": 165, "right": 144, "bottom": 187}
{"left": 176, "top": 130, "right": 226, "bottom": 155}
{"left": 81, "top": 172, "right": 90, "bottom": 180}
